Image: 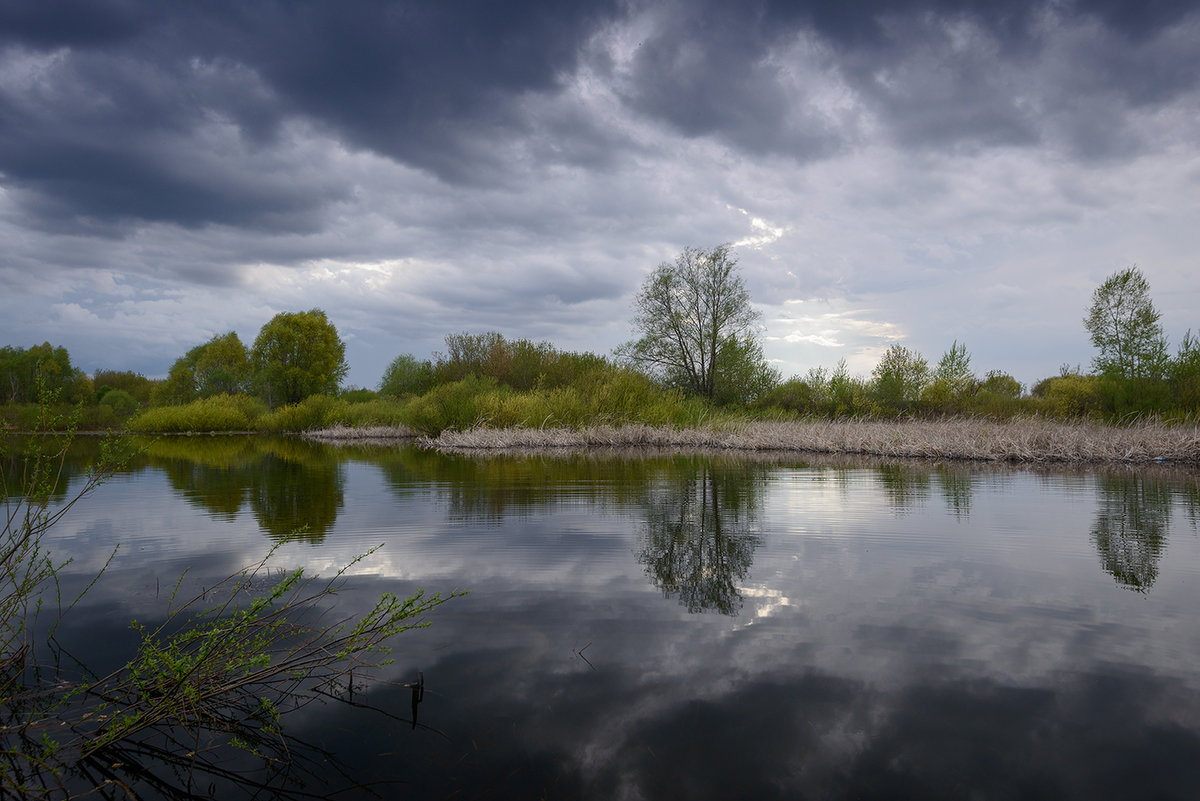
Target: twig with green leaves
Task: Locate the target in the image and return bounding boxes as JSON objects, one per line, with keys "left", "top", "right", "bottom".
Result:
{"left": 1, "top": 390, "right": 462, "bottom": 799}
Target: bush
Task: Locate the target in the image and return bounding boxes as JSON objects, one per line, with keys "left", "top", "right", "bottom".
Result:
{"left": 256, "top": 394, "right": 345, "bottom": 433}
{"left": 379, "top": 354, "right": 437, "bottom": 397}
{"left": 755, "top": 377, "right": 814, "bottom": 415}
{"left": 1030, "top": 374, "right": 1104, "bottom": 418}
{"left": 339, "top": 387, "right": 378, "bottom": 403}
{"left": 400, "top": 375, "right": 502, "bottom": 435}
{"left": 98, "top": 388, "right": 139, "bottom": 418}
{"left": 128, "top": 394, "right": 267, "bottom": 433}
{"left": 325, "top": 398, "right": 410, "bottom": 428}
{"left": 427, "top": 332, "right": 611, "bottom": 393}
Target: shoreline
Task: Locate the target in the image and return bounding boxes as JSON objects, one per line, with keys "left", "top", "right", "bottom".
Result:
{"left": 303, "top": 418, "right": 1200, "bottom": 466}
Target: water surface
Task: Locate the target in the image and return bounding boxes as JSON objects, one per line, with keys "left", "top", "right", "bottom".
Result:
{"left": 24, "top": 436, "right": 1200, "bottom": 799}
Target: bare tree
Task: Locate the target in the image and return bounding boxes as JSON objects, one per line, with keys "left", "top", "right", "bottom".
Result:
{"left": 617, "top": 244, "right": 771, "bottom": 402}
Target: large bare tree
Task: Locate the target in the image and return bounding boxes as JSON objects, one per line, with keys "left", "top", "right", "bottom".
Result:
{"left": 617, "top": 244, "right": 772, "bottom": 403}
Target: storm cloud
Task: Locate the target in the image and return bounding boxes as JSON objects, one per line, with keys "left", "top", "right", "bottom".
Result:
{"left": 1, "top": 0, "right": 1197, "bottom": 386}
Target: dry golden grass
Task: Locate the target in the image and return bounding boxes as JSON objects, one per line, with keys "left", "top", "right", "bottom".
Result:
{"left": 424, "top": 418, "right": 1200, "bottom": 465}
{"left": 303, "top": 424, "right": 415, "bottom": 441}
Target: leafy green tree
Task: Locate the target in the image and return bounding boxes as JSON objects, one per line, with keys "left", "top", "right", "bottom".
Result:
{"left": 155, "top": 359, "right": 199, "bottom": 405}
{"left": 1084, "top": 265, "right": 1168, "bottom": 379}
{"left": 828, "top": 358, "right": 868, "bottom": 416}
{"left": 0, "top": 343, "right": 90, "bottom": 404}
{"left": 616, "top": 244, "right": 768, "bottom": 402}
{"left": 1169, "top": 330, "right": 1200, "bottom": 411}
{"left": 1172, "top": 330, "right": 1200, "bottom": 380}
{"left": 251, "top": 310, "right": 348, "bottom": 407}
{"left": 93, "top": 370, "right": 154, "bottom": 405}
{"left": 922, "top": 341, "right": 976, "bottom": 409}
{"left": 379, "top": 353, "right": 436, "bottom": 397}
{"left": 98, "top": 388, "right": 139, "bottom": 418}
{"left": 157, "top": 332, "right": 251, "bottom": 405}
{"left": 979, "top": 370, "right": 1022, "bottom": 398}
{"left": 870, "top": 344, "right": 929, "bottom": 410}
{"left": 712, "top": 336, "right": 780, "bottom": 406}
{"left": 194, "top": 332, "right": 250, "bottom": 396}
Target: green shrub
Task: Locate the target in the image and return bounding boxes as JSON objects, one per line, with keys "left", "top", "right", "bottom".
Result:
{"left": 1030, "top": 374, "right": 1104, "bottom": 418}
{"left": 98, "top": 388, "right": 139, "bottom": 418}
{"left": 1093, "top": 376, "right": 1172, "bottom": 419}
{"left": 756, "top": 377, "right": 815, "bottom": 415}
{"left": 326, "top": 398, "right": 410, "bottom": 428}
{"left": 966, "top": 390, "right": 1025, "bottom": 419}
{"left": 399, "top": 375, "right": 501, "bottom": 435}
{"left": 339, "top": 387, "right": 378, "bottom": 403}
{"left": 476, "top": 390, "right": 551, "bottom": 428}
{"left": 379, "top": 354, "right": 437, "bottom": 397}
{"left": 128, "top": 394, "right": 267, "bottom": 432}
{"left": 256, "top": 394, "right": 345, "bottom": 433}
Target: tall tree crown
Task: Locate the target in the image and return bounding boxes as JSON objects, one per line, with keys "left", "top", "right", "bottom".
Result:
{"left": 617, "top": 244, "right": 774, "bottom": 403}
{"left": 1084, "top": 265, "right": 1167, "bottom": 380}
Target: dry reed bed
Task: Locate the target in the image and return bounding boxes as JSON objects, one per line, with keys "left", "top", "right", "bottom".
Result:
{"left": 425, "top": 419, "right": 1200, "bottom": 464}
{"left": 304, "top": 424, "right": 415, "bottom": 441}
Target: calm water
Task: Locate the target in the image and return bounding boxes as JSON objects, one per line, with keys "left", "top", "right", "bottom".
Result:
{"left": 16, "top": 436, "right": 1200, "bottom": 799}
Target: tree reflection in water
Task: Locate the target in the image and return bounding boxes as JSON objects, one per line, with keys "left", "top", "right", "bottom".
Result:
{"left": 936, "top": 465, "right": 974, "bottom": 519}
{"left": 636, "top": 459, "right": 764, "bottom": 615}
{"left": 1091, "top": 473, "right": 1171, "bottom": 592}
{"left": 249, "top": 449, "right": 344, "bottom": 543}
{"left": 875, "top": 464, "right": 931, "bottom": 515}
{"left": 150, "top": 437, "right": 344, "bottom": 543}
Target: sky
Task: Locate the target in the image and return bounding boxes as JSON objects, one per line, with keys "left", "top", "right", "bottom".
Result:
{"left": 1, "top": 0, "right": 1197, "bottom": 390}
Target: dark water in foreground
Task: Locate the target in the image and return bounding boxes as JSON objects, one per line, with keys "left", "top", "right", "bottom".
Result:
{"left": 19, "top": 436, "right": 1200, "bottom": 799}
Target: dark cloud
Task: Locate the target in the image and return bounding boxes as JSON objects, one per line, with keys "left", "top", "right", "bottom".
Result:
{"left": 1080, "top": 0, "right": 1200, "bottom": 41}
{"left": 618, "top": 3, "right": 845, "bottom": 160}
{"left": 0, "top": 38, "right": 335, "bottom": 231}
{"left": 234, "top": 0, "right": 623, "bottom": 180}
{"left": 0, "top": 0, "right": 159, "bottom": 48}
{"left": 617, "top": 0, "right": 1199, "bottom": 160}
{"left": 0, "top": 0, "right": 623, "bottom": 232}
{"left": 2, "top": 0, "right": 1197, "bottom": 236}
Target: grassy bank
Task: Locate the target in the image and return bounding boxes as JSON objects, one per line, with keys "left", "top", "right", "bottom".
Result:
{"left": 412, "top": 418, "right": 1200, "bottom": 465}
{"left": 125, "top": 370, "right": 715, "bottom": 435}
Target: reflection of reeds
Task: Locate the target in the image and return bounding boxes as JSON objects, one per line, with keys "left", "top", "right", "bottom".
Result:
{"left": 422, "top": 418, "right": 1200, "bottom": 464}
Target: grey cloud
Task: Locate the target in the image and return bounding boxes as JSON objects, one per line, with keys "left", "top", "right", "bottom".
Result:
{"left": 0, "top": 45, "right": 340, "bottom": 232}
{"left": 0, "top": 0, "right": 159, "bottom": 49}
{"left": 615, "top": 2, "right": 850, "bottom": 160}
{"left": 3, "top": 0, "right": 1197, "bottom": 239}
{"left": 832, "top": 2, "right": 1200, "bottom": 160}
{"left": 235, "top": 0, "right": 623, "bottom": 182}
{"left": 615, "top": 0, "right": 1199, "bottom": 162}
{"left": 0, "top": 0, "right": 624, "bottom": 234}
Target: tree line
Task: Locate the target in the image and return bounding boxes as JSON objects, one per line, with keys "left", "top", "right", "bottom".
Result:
{"left": 2, "top": 251, "right": 1197, "bottom": 431}
{"left": 0, "top": 310, "right": 348, "bottom": 427}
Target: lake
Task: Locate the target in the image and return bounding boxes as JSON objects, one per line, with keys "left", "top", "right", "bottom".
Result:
{"left": 16, "top": 435, "right": 1200, "bottom": 799}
